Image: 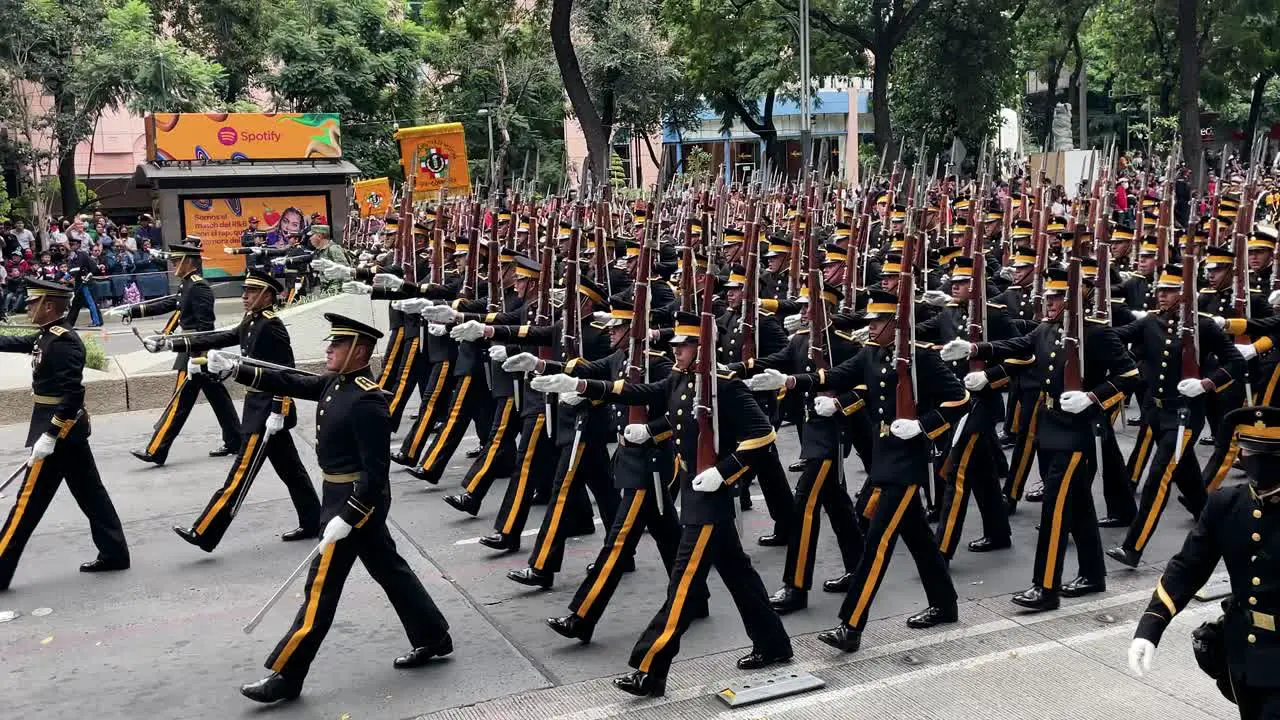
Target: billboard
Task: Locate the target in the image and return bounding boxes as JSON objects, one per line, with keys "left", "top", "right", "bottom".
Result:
{"left": 147, "top": 112, "right": 342, "bottom": 162}
{"left": 354, "top": 177, "right": 393, "bottom": 217}
{"left": 180, "top": 193, "right": 330, "bottom": 278}
{"left": 395, "top": 122, "right": 471, "bottom": 200}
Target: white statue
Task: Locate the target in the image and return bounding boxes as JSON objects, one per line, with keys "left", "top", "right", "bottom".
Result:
{"left": 1051, "top": 103, "right": 1074, "bottom": 151}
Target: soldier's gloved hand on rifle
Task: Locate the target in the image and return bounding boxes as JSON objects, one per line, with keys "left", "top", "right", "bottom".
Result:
{"left": 889, "top": 418, "right": 923, "bottom": 440}
{"left": 102, "top": 306, "right": 128, "bottom": 319}
{"left": 372, "top": 273, "right": 403, "bottom": 291}
{"left": 29, "top": 433, "right": 56, "bottom": 463}
{"left": 450, "top": 320, "right": 488, "bottom": 342}
{"left": 530, "top": 373, "right": 580, "bottom": 394}
{"left": 964, "top": 371, "right": 989, "bottom": 391}
{"left": 1127, "top": 638, "right": 1155, "bottom": 677}
{"left": 1211, "top": 315, "right": 1226, "bottom": 330}
{"left": 265, "top": 413, "right": 285, "bottom": 436}
{"left": 691, "top": 467, "right": 724, "bottom": 493}
{"left": 559, "top": 391, "right": 585, "bottom": 406}
{"left": 1058, "top": 391, "right": 1093, "bottom": 414}
{"left": 783, "top": 314, "right": 805, "bottom": 333}
{"left": 940, "top": 339, "right": 975, "bottom": 362}
{"left": 204, "top": 349, "right": 240, "bottom": 376}
{"left": 312, "top": 259, "right": 355, "bottom": 282}
{"left": 342, "top": 281, "right": 372, "bottom": 295}
{"left": 1270, "top": 289, "right": 1280, "bottom": 309}
{"left": 487, "top": 345, "right": 508, "bottom": 362}
{"left": 422, "top": 305, "right": 462, "bottom": 323}
{"left": 746, "top": 368, "right": 788, "bottom": 392}
{"left": 998, "top": 266, "right": 1015, "bottom": 281}
{"left": 141, "top": 334, "right": 169, "bottom": 353}
{"left": 813, "top": 396, "right": 840, "bottom": 417}
{"left": 1177, "top": 378, "right": 1209, "bottom": 398}
{"left": 502, "top": 352, "right": 539, "bottom": 373}
{"left": 922, "top": 289, "right": 950, "bottom": 307}
{"left": 358, "top": 252, "right": 374, "bottom": 263}
{"left": 1237, "top": 343, "right": 1259, "bottom": 361}
{"left": 1130, "top": 310, "right": 1148, "bottom": 322}
{"left": 187, "top": 357, "right": 204, "bottom": 376}
{"left": 321, "top": 516, "right": 352, "bottom": 548}
{"left": 852, "top": 326, "right": 870, "bottom": 344}
{"left": 427, "top": 323, "right": 446, "bottom": 336}
{"left": 622, "top": 423, "right": 651, "bottom": 444}
{"left": 393, "top": 298, "right": 432, "bottom": 314}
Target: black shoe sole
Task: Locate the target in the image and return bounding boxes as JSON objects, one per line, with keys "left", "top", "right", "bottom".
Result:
{"left": 1060, "top": 585, "right": 1106, "bottom": 598}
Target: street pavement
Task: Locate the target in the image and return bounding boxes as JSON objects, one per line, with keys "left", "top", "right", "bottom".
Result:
{"left": 0, "top": 391, "right": 1244, "bottom": 720}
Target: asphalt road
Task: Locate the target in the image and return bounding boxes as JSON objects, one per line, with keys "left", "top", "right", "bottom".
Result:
{"left": 0, "top": 393, "right": 1242, "bottom": 720}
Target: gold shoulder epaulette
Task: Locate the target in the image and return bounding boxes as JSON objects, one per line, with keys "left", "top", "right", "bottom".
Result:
{"left": 646, "top": 350, "right": 667, "bottom": 358}
{"left": 190, "top": 274, "right": 203, "bottom": 282}
{"left": 262, "top": 310, "right": 277, "bottom": 319}
{"left": 590, "top": 322, "right": 607, "bottom": 330}
{"left": 795, "top": 328, "right": 810, "bottom": 335}
{"left": 355, "top": 376, "right": 380, "bottom": 392}
{"left": 760, "top": 309, "right": 775, "bottom": 316}
{"left": 987, "top": 302, "right": 1007, "bottom": 309}
{"left": 834, "top": 330, "right": 854, "bottom": 341}
{"left": 1086, "top": 317, "right": 1108, "bottom": 325}
{"left": 717, "top": 370, "right": 737, "bottom": 380}
{"left": 48, "top": 325, "right": 68, "bottom": 336}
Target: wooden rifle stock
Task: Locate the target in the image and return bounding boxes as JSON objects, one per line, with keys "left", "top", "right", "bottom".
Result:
{"left": 695, "top": 266, "right": 719, "bottom": 473}
{"left": 895, "top": 234, "right": 918, "bottom": 420}
{"left": 1181, "top": 239, "right": 1200, "bottom": 378}
{"left": 1063, "top": 259, "right": 1084, "bottom": 392}
{"left": 968, "top": 250, "right": 987, "bottom": 372}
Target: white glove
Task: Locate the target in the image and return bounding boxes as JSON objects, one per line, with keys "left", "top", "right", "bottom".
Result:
{"left": 1128, "top": 638, "right": 1155, "bottom": 677}
{"left": 1212, "top": 315, "right": 1226, "bottom": 329}
{"left": 746, "top": 368, "right": 788, "bottom": 392}
{"left": 395, "top": 298, "right": 432, "bottom": 314}
{"left": 691, "top": 467, "right": 724, "bottom": 493}
{"left": 502, "top": 352, "right": 539, "bottom": 372}
{"left": 998, "top": 266, "right": 1015, "bottom": 281}
{"left": 265, "top": 412, "right": 285, "bottom": 436}
{"left": 889, "top": 418, "right": 923, "bottom": 440}
{"left": 103, "top": 306, "right": 128, "bottom": 319}
{"left": 310, "top": 258, "right": 337, "bottom": 274}
{"left": 342, "top": 281, "right": 372, "bottom": 295}
{"left": 1177, "top": 378, "right": 1207, "bottom": 398}
{"left": 271, "top": 256, "right": 288, "bottom": 267}
{"left": 592, "top": 311, "right": 612, "bottom": 323}
{"left": 923, "top": 289, "right": 950, "bottom": 307}
{"left": 964, "top": 371, "right": 989, "bottom": 391}
{"left": 813, "top": 396, "right": 840, "bottom": 417}
{"left": 559, "top": 390, "right": 585, "bottom": 406}
{"left": 29, "top": 433, "right": 56, "bottom": 462}
{"left": 321, "top": 516, "right": 353, "bottom": 547}
{"left": 205, "top": 349, "right": 240, "bottom": 375}
{"left": 1058, "top": 390, "right": 1094, "bottom": 414}
{"left": 1131, "top": 310, "right": 1149, "bottom": 321}
{"left": 422, "top": 305, "right": 462, "bottom": 323}
{"left": 186, "top": 357, "right": 204, "bottom": 376}
{"left": 141, "top": 334, "right": 168, "bottom": 353}
{"left": 940, "top": 339, "right": 975, "bottom": 361}
{"left": 530, "top": 373, "right": 580, "bottom": 394}
{"left": 1237, "top": 343, "right": 1258, "bottom": 361}
{"left": 622, "top": 423, "right": 651, "bottom": 444}
{"left": 783, "top": 314, "right": 804, "bottom": 332}
{"left": 1270, "top": 289, "right": 1280, "bottom": 309}
{"left": 852, "top": 326, "right": 870, "bottom": 344}
{"left": 372, "top": 273, "right": 403, "bottom": 291}
{"left": 427, "top": 323, "right": 446, "bottom": 336}
{"left": 450, "top": 320, "right": 487, "bottom": 342}
{"left": 358, "top": 251, "right": 374, "bottom": 263}
{"left": 487, "top": 345, "right": 508, "bottom": 362}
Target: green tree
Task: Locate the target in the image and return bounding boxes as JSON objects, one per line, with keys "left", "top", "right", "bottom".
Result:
{"left": 146, "top": 0, "right": 275, "bottom": 104}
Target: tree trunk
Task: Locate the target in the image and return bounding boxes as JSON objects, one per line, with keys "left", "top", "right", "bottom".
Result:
{"left": 54, "top": 89, "right": 79, "bottom": 217}
{"left": 493, "top": 54, "right": 513, "bottom": 200}
{"left": 871, "top": 50, "right": 892, "bottom": 153}
{"left": 1247, "top": 71, "right": 1274, "bottom": 144}
{"left": 1176, "top": 0, "right": 1202, "bottom": 189}
{"left": 550, "top": 0, "right": 609, "bottom": 191}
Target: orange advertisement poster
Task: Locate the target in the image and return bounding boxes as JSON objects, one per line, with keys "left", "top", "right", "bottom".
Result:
{"left": 395, "top": 123, "right": 471, "bottom": 199}
{"left": 180, "top": 194, "right": 330, "bottom": 278}
{"left": 147, "top": 113, "right": 342, "bottom": 162}
{"left": 354, "top": 177, "right": 393, "bottom": 217}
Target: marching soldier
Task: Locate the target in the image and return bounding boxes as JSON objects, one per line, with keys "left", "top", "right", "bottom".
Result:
{"left": 108, "top": 240, "right": 242, "bottom": 464}
{"left": 0, "top": 278, "right": 130, "bottom": 590}
{"left": 534, "top": 311, "right": 792, "bottom": 696}
{"left": 1199, "top": 247, "right": 1271, "bottom": 444}
{"left": 751, "top": 288, "right": 970, "bottom": 652}
{"left": 158, "top": 270, "right": 321, "bottom": 551}
{"left": 205, "top": 314, "right": 452, "bottom": 704}
{"left": 1127, "top": 406, "right": 1280, "bottom": 719}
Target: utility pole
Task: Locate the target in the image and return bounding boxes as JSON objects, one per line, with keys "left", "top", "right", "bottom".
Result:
{"left": 798, "top": 0, "right": 812, "bottom": 180}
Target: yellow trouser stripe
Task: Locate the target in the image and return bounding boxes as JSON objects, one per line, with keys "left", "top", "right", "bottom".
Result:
{"left": 377, "top": 327, "right": 405, "bottom": 387}
{"left": 577, "top": 489, "right": 647, "bottom": 617}
{"left": 1135, "top": 430, "right": 1192, "bottom": 552}
{"left": 162, "top": 311, "right": 180, "bottom": 335}
{"left": 793, "top": 460, "right": 832, "bottom": 587}
{"left": 420, "top": 377, "right": 471, "bottom": 471}
{"left": 1043, "top": 451, "right": 1083, "bottom": 589}
{"left": 1130, "top": 426, "right": 1153, "bottom": 485}
{"left": 466, "top": 398, "right": 514, "bottom": 493}
{"left": 862, "top": 487, "right": 881, "bottom": 520}
{"left": 387, "top": 338, "right": 420, "bottom": 415}
{"left": 196, "top": 434, "right": 260, "bottom": 534}
{"left": 1206, "top": 439, "right": 1240, "bottom": 493}
{"left": 271, "top": 544, "right": 335, "bottom": 672}
{"left": 1011, "top": 400, "right": 1040, "bottom": 497}
{"left": 534, "top": 442, "right": 586, "bottom": 570}
{"left": 147, "top": 371, "right": 189, "bottom": 455}
{"left": 941, "top": 434, "right": 979, "bottom": 552}
{"left": 640, "top": 524, "right": 713, "bottom": 672}
{"left": 406, "top": 361, "right": 451, "bottom": 457}
{"left": 502, "top": 416, "right": 544, "bottom": 534}
{"left": 0, "top": 460, "right": 45, "bottom": 558}
{"left": 848, "top": 486, "right": 915, "bottom": 626}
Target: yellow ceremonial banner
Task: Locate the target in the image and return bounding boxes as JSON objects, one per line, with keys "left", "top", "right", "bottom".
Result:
{"left": 147, "top": 113, "right": 342, "bottom": 162}
{"left": 354, "top": 177, "right": 393, "bottom": 218}
{"left": 395, "top": 123, "right": 471, "bottom": 199}
{"left": 180, "top": 193, "right": 330, "bottom": 278}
